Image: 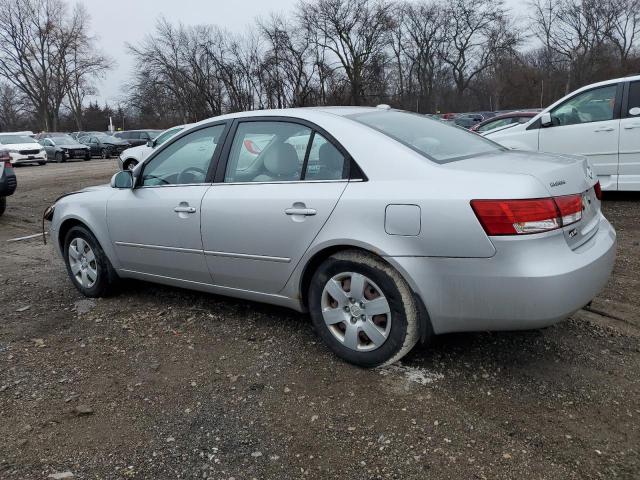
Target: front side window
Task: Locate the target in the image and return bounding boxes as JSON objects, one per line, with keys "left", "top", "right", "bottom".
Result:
{"left": 348, "top": 111, "right": 503, "bottom": 164}
{"left": 551, "top": 85, "right": 617, "bottom": 126}
{"left": 628, "top": 81, "right": 640, "bottom": 116}
{"left": 224, "top": 122, "right": 311, "bottom": 183}
{"left": 141, "top": 125, "right": 225, "bottom": 187}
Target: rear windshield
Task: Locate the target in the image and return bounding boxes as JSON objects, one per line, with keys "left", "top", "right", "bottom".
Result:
{"left": 347, "top": 110, "right": 504, "bottom": 164}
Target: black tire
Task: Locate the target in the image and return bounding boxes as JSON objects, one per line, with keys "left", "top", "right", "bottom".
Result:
{"left": 38, "top": 160, "right": 46, "bottom": 165}
{"left": 84, "top": 152, "right": 91, "bottom": 161}
{"left": 124, "top": 159, "right": 138, "bottom": 171}
{"left": 100, "top": 148, "right": 109, "bottom": 159}
{"left": 308, "top": 250, "right": 420, "bottom": 368}
{"left": 55, "top": 152, "right": 64, "bottom": 163}
{"left": 63, "top": 225, "right": 119, "bottom": 297}
{"left": 0, "top": 197, "right": 5, "bottom": 216}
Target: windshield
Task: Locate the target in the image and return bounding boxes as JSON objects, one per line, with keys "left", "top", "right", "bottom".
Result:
{"left": 52, "top": 135, "right": 76, "bottom": 144}
{"left": 154, "top": 127, "right": 183, "bottom": 145}
{"left": 96, "top": 134, "right": 119, "bottom": 141}
{"left": 347, "top": 111, "right": 504, "bottom": 164}
{"left": 0, "top": 135, "right": 37, "bottom": 145}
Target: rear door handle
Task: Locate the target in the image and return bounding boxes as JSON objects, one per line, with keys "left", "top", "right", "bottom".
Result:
{"left": 594, "top": 127, "right": 615, "bottom": 132}
{"left": 174, "top": 206, "right": 196, "bottom": 213}
{"left": 623, "top": 124, "right": 640, "bottom": 129}
{"left": 285, "top": 207, "right": 317, "bottom": 216}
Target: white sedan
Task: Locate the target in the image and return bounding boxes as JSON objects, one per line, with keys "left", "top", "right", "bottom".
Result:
{"left": 485, "top": 74, "right": 640, "bottom": 191}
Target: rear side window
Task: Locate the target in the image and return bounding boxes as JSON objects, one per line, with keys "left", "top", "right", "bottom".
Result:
{"left": 628, "top": 81, "right": 640, "bottom": 116}
{"left": 348, "top": 111, "right": 503, "bottom": 164}
{"left": 304, "top": 134, "right": 345, "bottom": 180}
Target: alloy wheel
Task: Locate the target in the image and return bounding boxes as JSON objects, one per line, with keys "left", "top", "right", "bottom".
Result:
{"left": 68, "top": 237, "right": 98, "bottom": 288}
{"left": 321, "top": 272, "right": 391, "bottom": 352}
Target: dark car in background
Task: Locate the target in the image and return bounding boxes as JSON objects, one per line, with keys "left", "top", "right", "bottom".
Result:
{"left": 453, "top": 113, "right": 484, "bottom": 129}
{"left": 113, "top": 129, "right": 162, "bottom": 147}
{"left": 37, "top": 134, "right": 91, "bottom": 162}
{"left": 470, "top": 111, "right": 539, "bottom": 133}
{"left": 0, "top": 149, "right": 17, "bottom": 216}
{"left": 79, "top": 133, "right": 130, "bottom": 158}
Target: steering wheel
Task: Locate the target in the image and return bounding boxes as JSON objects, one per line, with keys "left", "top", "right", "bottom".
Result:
{"left": 177, "top": 166, "right": 207, "bottom": 184}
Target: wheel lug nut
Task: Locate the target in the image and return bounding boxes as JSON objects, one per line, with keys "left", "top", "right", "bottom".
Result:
{"left": 359, "top": 302, "right": 365, "bottom": 308}
{"left": 361, "top": 315, "right": 366, "bottom": 320}
{"left": 344, "top": 306, "right": 350, "bottom": 312}
{"left": 350, "top": 316, "right": 357, "bottom": 324}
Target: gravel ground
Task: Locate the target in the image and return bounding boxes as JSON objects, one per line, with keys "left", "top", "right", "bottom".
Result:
{"left": 0, "top": 160, "right": 638, "bottom": 480}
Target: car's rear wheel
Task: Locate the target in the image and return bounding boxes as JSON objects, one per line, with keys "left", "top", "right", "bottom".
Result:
{"left": 63, "top": 225, "right": 118, "bottom": 297}
{"left": 308, "top": 250, "right": 419, "bottom": 368}
{"left": 124, "top": 159, "right": 138, "bottom": 170}
{"left": 84, "top": 152, "right": 91, "bottom": 161}
{"left": 100, "top": 148, "right": 109, "bottom": 159}
{"left": 0, "top": 197, "right": 5, "bottom": 216}
{"left": 55, "top": 152, "right": 64, "bottom": 163}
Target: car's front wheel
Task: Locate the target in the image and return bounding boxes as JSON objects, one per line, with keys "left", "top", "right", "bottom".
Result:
{"left": 84, "top": 152, "right": 91, "bottom": 161}
{"left": 55, "top": 152, "right": 64, "bottom": 163}
{"left": 308, "top": 250, "right": 420, "bottom": 368}
{"left": 100, "top": 148, "right": 110, "bottom": 159}
{"left": 63, "top": 225, "right": 119, "bottom": 297}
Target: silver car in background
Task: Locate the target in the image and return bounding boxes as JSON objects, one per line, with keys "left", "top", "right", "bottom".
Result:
{"left": 45, "top": 107, "right": 616, "bottom": 367}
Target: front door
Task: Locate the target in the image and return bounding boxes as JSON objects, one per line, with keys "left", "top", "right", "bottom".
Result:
{"left": 201, "top": 120, "right": 349, "bottom": 293}
{"left": 619, "top": 80, "right": 640, "bottom": 190}
{"left": 107, "top": 124, "right": 226, "bottom": 283}
{"left": 538, "top": 83, "right": 620, "bottom": 188}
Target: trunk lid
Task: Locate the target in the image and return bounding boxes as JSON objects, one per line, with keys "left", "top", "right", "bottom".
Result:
{"left": 446, "top": 150, "right": 600, "bottom": 249}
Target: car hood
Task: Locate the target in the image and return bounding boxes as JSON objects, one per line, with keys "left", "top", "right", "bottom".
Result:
{"left": 1, "top": 142, "right": 42, "bottom": 150}
{"left": 81, "top": 184, "right": 111, "bottom": 192}
{"left": 121, "top": 144, "right": 148, "bottom": 156}
{"left": 444, "top": 150, "right": 596, "bottom": 197}
{"left": 57, "top": 143, "right": 89, "bottom": 149}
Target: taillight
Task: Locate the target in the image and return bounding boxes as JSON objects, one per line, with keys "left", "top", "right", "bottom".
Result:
{"left": 0, "top": 149, "right": 11, "bottom": 168}
{"left": 471, "top": 194, "right": 583, "bottom": 236}
{"left": 594, "top": 181, "right": 602, "bottom": 200}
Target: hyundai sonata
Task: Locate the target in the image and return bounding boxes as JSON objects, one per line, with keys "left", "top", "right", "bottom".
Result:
{"left": 44, "top": 107, "right": 616, "bottom": 367}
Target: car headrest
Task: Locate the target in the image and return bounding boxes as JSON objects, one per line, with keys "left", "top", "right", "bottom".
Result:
{"left": 263, "top": 142, "right": 299, "bottom": 177}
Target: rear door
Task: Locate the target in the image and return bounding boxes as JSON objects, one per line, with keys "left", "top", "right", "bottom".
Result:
{"left": 201, "top": 119, "right": 349, "bottom": 294}
{"left": 618, "top": 80, "right": 640, "bottom": 190}
{"left": 538, "top": 83, "right": 621, "bottom": 188}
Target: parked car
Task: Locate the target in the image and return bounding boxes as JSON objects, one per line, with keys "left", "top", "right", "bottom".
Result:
{"left": 45, "top": 107, "right": 615, "bottom": 367}
{"left": 485, "top": 75, "right": 640, "bottom": 191}
{"left": 118, "top": 125, "right": 186, "bottom": 170}
{"left": 471, "top": 111, "right": 539, "bottom": 133}
{"left": 113, "top": 130, "right": 162, "bottom": 148}
{"left": 0, "top": 134, "right": 47, "bottom": 165}
{"left": 80, "top": 133, "right": 131, "bottom": 159}
{"left": 37, "top": 134, "right": 91, "bottom": 162}
{"left": 0, "top": 149, "right": 17, "bottom": 216}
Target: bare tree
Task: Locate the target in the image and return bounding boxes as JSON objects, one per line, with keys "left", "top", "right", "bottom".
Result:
{"left": 298, "top": 0, "right": 393, "bottom": 105}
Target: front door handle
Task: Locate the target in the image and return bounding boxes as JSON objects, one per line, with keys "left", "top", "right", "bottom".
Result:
{"left": 594, "top": 126, "right": 614, "bottom": 132}
{"left": 174, "top": 206, "right": 196, "bottom": 213}
{"left": 623, "top": 123, "right": 640, "bottom": 129}
{"left": 285, "top": 207, "right": 317, "bottom": 216}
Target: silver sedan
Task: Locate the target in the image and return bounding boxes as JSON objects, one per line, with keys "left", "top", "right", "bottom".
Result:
{"left": 45, "top": 107, "right": 616, "bottom": 367}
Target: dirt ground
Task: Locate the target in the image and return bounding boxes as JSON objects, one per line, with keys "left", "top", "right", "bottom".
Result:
{"left": 0, "top": 160, "right": 638, "bottom": 480}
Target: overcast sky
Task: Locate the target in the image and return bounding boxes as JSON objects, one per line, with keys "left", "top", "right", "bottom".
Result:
{"left": 83, "top": 0, "right": 528, "bottom": 105}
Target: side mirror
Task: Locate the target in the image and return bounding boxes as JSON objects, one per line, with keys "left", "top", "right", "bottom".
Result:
{"left": 629, "top": 107, "right": 640, "bottom": 116}
{"left": 540, "top": 112, "right": 552, "bottom": 127}
{"left": 146, "top": 140, "right": 155, "bottom": 148}
{"left": 111, "top": 170, "right": 133, "bottom": 189}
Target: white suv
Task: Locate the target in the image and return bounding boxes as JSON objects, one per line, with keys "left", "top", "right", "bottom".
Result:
{"left": 485, "top": 75, "right": 640, "bottom": 191}
{"left": 118, "top": 125, "right": 186, "bottom": 170}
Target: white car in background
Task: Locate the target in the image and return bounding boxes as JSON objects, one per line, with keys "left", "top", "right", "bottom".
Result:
{"left": 0, "top": 134, "right": 47, "bottom": 165}
{"left": 118, "top": 125, "right": 186, "bottom": 170}
{"left": 485, "top": 75, "right": 640, "bottom": 191}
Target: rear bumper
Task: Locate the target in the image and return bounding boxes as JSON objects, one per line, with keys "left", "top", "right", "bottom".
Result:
{"left": 393, "top": 214, "right": 616, "bottom": 334}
